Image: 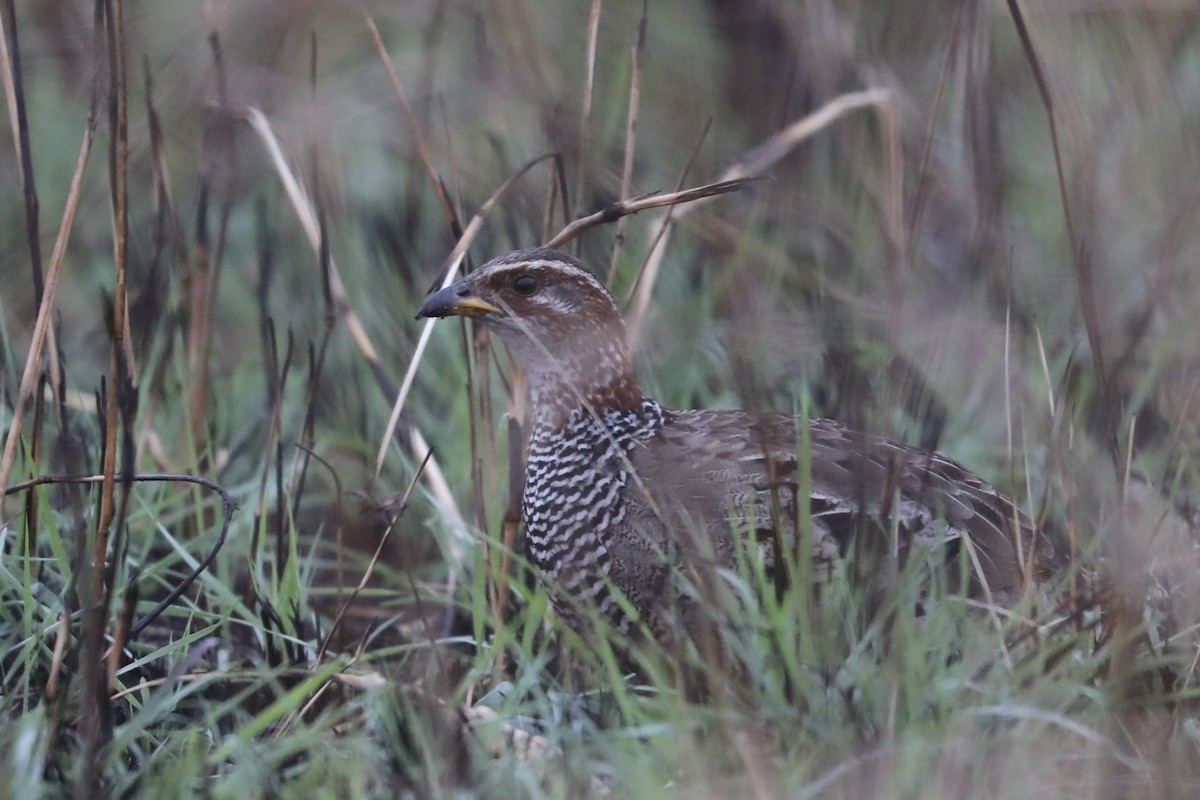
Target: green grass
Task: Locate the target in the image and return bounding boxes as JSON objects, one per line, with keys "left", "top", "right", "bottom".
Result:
{"left": 2, "top": 1, "right": 1200, "bottom": 798}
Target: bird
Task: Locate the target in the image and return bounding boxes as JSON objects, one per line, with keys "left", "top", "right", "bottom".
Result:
{"left": 417, "top": 247, "right": 1058, "bottom": 641}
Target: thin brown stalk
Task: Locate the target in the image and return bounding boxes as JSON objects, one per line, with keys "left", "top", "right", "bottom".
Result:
{"left": 2, "top": 0, "right": 42, "bottom": 298}
{"left": 0, "top": 0, "right": 62, "bottom": 435}
{"left": 375, "top": 153, "right": 559, "bottom": 480}
{"left": 962, "top": 533, "right": 1013, "bottom": 672}
{"left": 436, "top": 94, "right": 467, "bottom": 227}
{"left": 245, "top": 106, "right": 385, "bottom": 369}
{"left": 622, "top": 119, "right": 711, "bottom": 308}
{"left": 906, "top": 2, "right": 965, "bottom": 256}
{"left": 606, "top": 2, "right": 646, "bottom": 284}
{"left": 23, "top": 373, "right": 45, "bottom": 553}
{"left": 185, "top": 33, "right": 238, "bottom": 474}
{"left": 1109, "top": 173, "right": 1199, "bottom": 395}
{"left": 135, "top": 61, "right": 187, "bottom": 467}
{"left": 545, "top": 177, "right": 759, "bottom": 250}
{"left": 185, "top": 205, "right": 212, "bottom": 471}
{"left": 574, "top": 0, "right": 603, "bottom": 227}
{"left": 284, "top": 54, "right": 337, "bottom": 516}
{"left": 0, "top": 45, "right": 96, "bottom": 498}
{"left": 731, "top": 725, "right": 780, "bottom": 800}
{"left": 95, "top": 0, "right": 130, "bottom": 596}
{"left": 44, "top": 597, "right": 72, "bottom": 701}
{"left": 494, "top": 416, "right": 525, "bottom": 632}
{"left": 6, "top": 471, "right": 238, "bottom": 638}
{"left": 362, "top": 4, "right": 460, "bottom": 235}
{"left": 106, "top": 577, "right": 137, "bottom": 691}
{"left": 241, "top": 103, "right": 466, "bottom": 541}
{"left": 720, "top": 89, "right": 893, "bottom": 182}
{"left": 540, "top": 155, "right": 570, "bottom": 242}
{"left": 288, "top": 338, "right": 331, "bottom": 524}
{"left": 878, "top": 87, "right": 905, "bottom": 289}
{"left": 76, "top": 5, "right": 127, "bottom": 770}
{"left": 1039, "top": 341, "right": 1081, "bottom": 611}
{"left": 316, "top": 449, "right": 434, "bottom": 664}
{"left": 623, "top": 88, "right": 893, "bottom": 345}
{"left": 1121, "top": 415, "right": 1136, "bottom": 506}
{"left": 250, "top": 323, "right": 290, "bottom": 584}
{"left": 1005, "top": 0, "right": 1117, "bottom": 467}
{"left": 540, "top": 173, "right": 560, "bottom": 246}
{"left": 1002, "top": 294, "right": 1030, "bottom": 594}
{"left": 143, "top": 61, "right": 188, "bottom": 268}
{"left": 470, "top": 326, "right": 496, "bottom": 615}
{"left": 0, "top": 2, "right": 18, "bottom": 165}
{"left": 489, "top": 348, "right": 525, "bottom": 643}
{"left": 0, "top": 0, "right": 97, "bottom": 496}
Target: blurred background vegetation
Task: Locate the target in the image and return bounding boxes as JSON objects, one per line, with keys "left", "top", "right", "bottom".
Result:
{"left": 1, "top": 1, "right": 1198, "bottom": 797}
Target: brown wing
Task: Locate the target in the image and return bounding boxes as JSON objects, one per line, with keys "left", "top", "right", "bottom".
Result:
{"left": 807, "top": 417, "right": 1057, "bottom": 592}
{"left": 621, "top": 410, "right": 1056, "bottom": 594}
{"left": 620, "top": 409, "right": 822, "bottom": 583}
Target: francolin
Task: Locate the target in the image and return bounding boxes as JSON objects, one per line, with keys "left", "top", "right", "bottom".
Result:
{"left": 418, "top": 248, "right": 1057, "bottom": 640}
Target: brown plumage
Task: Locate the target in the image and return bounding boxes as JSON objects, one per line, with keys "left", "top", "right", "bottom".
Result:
{"left": 418, "top": 248, "right": 1058, "bottom": 639}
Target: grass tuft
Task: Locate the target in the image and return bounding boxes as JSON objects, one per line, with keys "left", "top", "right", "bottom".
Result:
{"left": 1, "top": 2, "right": 1198, "bottom": 797}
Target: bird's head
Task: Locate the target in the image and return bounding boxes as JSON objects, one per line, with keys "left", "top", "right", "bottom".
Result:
{"left": 417, "top": 248, "right": 642, "bottom": 416}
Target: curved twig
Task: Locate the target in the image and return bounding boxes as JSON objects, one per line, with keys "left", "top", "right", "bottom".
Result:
{"left": 544, "top": 177, "right": 762, "bottom": 251}
{"left": 5, "top": 472, "right": 237, "bottom": 637}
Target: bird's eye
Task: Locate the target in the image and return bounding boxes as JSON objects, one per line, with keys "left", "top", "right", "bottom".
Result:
{"left": 512, "top": 274, "right": 538, "bottom": 296}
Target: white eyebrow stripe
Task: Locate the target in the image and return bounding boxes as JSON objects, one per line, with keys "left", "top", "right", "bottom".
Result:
{"left": 482, "top": 259, "right": 609, "bottom": 294}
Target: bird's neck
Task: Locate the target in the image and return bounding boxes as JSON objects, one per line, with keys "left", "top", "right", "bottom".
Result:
{"left": 525, "top": 341, "right": 656, "bottom": 431}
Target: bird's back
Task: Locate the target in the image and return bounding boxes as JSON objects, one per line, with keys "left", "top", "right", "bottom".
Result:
{"left": 610, "top": 409, "right": 1055, "bottom": 629}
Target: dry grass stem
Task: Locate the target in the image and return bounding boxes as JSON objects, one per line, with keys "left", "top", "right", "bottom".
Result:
{"left": 0, "top": 120, "right": 95, "bottom": 497}
{"left": 545, "top": 177, "right": 759, "bottom": 250}
{"left": 574, "top": 0, "right": 603, "bottom": 225}
{"left": 374, "top": 153, "right": 557, "bottom": 481}
{"left": 626, "top": 88, "right": 894, "bottom": 344}
{"left": 362, "top": 4, "right": 459, "bottom": 232}
{"left": 316, "top": 448, "right": 434, "bottom": 664}
{"left": 606, "top": 3, "right": 646, "bottom": 282}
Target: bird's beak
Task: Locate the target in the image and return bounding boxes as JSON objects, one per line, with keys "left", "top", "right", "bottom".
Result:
{"left": 416, "top": 280, "right": 502, "bottom": 320}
